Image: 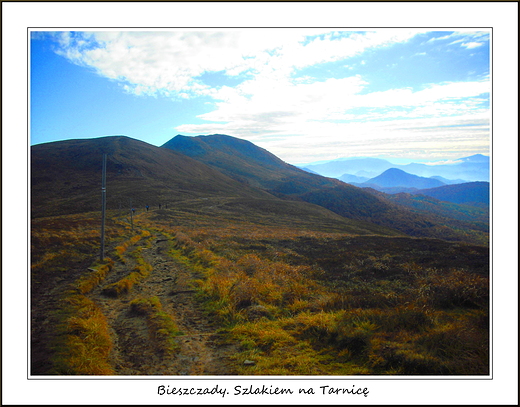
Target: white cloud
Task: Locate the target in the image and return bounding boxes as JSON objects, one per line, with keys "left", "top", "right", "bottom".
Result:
{"left": 44, "top": 29, "right": 490, "bottom": 162}
{"left": 179, "top": 77, "right": 489, "bottom": 137}
{"left": 48, "top": 29, "right": 423, "bottom": 98}
{"left": 461, "top": 42, "right": 484, "bottom": 49}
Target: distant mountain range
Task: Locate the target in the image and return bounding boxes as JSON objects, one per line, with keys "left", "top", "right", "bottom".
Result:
{"left": 302, "top": 154, "right": 490, "bottom": 182}
{"left": 31, "top": 134, "right": 489, "bottom": 244}
{"left": 340, "top": 167, "right": 489, "bottom": 207}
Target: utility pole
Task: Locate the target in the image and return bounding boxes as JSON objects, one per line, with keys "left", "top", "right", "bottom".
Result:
{"left": 130, "top": 198, "right": 134, "bottom": 231}
{"left": 100, "top": 154, "right": 107, "bottom": 261}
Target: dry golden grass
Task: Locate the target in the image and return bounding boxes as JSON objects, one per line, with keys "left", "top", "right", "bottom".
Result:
{"left": 76, "top": 259, "right": 114, "bottom": 294}
{"left": 142, "top": 218, "right": 489, "bottom": 375}
{"left": 32, "top": 210, "right": 489, "bottom": 376}
{"left": 129, "top": 296, "right": 181, "bottom": 355}
{"left": 53, "top": 293, "right": 114, "bottom": 375}
{"left": 102, "top": 246, "right": 153, "bottom": 297}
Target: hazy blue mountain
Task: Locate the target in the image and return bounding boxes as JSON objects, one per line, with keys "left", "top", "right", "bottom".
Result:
{"left": 339, "top": 173, "right": 370, "bottom": 183}
{"left": 300, "top": 167, "right": 321, "bottom": 175}
{"left": 412, "top": 182, "right": 490, "bottom": 207}
{"left": 364, "top": 168, "right": 446, "bottom": 190}
{"left": 399, "top": 155, "right": 489, "bottom": 181}
{"left": 303, "top": 154, "right": 489, "bottom": 182}
{"left": 304, "top": 157, "right": 394, "bottom": 178}
{"left": 430, "top": 175, "right": 469, "bottom": 185}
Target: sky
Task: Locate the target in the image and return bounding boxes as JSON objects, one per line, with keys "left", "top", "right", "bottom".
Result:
{"left": 30, "top": 29, "right": 490, "bottom": 165}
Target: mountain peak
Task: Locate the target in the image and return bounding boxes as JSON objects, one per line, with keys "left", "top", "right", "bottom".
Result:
{"left": 366, "top": 168, "right": 445, "bottom": 189}
{"left": 163, "top": 133, "right": 291, "bottom": 172}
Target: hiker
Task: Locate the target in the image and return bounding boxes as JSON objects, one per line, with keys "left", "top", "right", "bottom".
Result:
{"left": 146, "top": 205, "right": 149, "bottom": 212}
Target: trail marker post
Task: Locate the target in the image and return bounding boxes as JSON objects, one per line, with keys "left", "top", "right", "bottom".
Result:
{"left": 130, "top": 199, "right": 134, "bottom": 231}
{"left": 100, "top": 154, "right": 107, "bottom": 261}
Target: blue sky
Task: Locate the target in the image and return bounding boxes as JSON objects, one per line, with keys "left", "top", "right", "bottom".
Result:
{"left": 30, "top": 29, "right": 490, "bottom": 165}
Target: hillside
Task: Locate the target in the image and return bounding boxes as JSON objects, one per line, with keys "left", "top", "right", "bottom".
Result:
{"left": 30, "top": 136, "right": 400, "bottom": 236}
{"left": 364, "top": 189, "right": 489, "bottom": 245}
{"left": 163, "top": 134, "right": 488, "bottom": 243}
{"left": 363, "top": 168, "right": 446, "bottom": 189}
{"left": 412, "top": 182, "right": 490, "bottom": 207}
{"left": 31, "top": 136, "right": 274, "bottom": 218}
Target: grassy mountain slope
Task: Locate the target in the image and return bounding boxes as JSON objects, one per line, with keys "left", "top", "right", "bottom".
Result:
{"left": 412, "top": 182, "right": 490, "bottom": 207}
{"left": 364, "top": 189, "right": 489, "bottom": 245}
{"left": 30, "top": 136, "right": 399, "bottom": 236}
{"left": 31, "top": 136, "right": 275, "bottom": 218}
{"left": 162, "top": 134, "right": 337, "bottom": 191}
{"left": 163, "top": 134, "right": 488, "bottom": 244}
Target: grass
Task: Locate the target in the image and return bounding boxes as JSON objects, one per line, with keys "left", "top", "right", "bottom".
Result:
{"left": 32, "top": 209, "right": 490, "bottom": 376}
{"left": 129, "top": 296, "right": 182, "bottom": 355}
{"left": 102, "top": 231, "right": 154, "bottom": 297}
{"left": 52, "top": 290, "right": 114, "bottom": 375}
{"left": 76, "top": 259, "right": 114, "bottom": 294}
{"left": 140, "top": 214, "right": 490, "bottom": 375}
{"left": 31, "top": 213, "right": 139, "bottom": 375}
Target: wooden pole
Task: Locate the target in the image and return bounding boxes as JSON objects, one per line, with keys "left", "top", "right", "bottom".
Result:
{"left": 100, "top": 154, "right": 107, "bottom": 261}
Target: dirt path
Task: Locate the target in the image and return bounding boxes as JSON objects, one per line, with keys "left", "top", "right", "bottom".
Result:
{"left": 91, "top": 231, "right": 239, "bottom": 375}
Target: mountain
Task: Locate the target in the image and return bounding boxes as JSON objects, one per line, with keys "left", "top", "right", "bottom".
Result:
{"left": 399, "top": 155, "right": 489, "bottom": 182}
{"left": 30, "top": 136, "right": 398, "bottom": 236}
{"left": 162, "top": 134, "right": 307, "bottom": 191}
{"left": 339, "top": 173, "right": 370, "bottom": 184}
{"left": 163, "top": 134, "right": 488, "bottom": 243}
{"left": 364, "top": 168, "right": 446, "bottom": 190}
{"left": 430, "top": 176, "right": 469, "bottom": 185}
{"left": 303, "top": 154, "right": 489, "bottom": 182}
{"left": 412, "top": 182, "right": 490, "bottom": 207}
{"left": 31, "top": 136, "right": 271, "bottom": 218}
{"left": 30, "top": 133, "right": 489, "bottom": 243}
{"left": 162, "top": 135, "right": 402, "bottom": 222}
{"left": 304, "top": 157, "right": 393, "bottom": 178}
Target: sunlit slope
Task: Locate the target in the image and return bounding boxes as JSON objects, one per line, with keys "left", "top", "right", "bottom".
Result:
{"left": 162, "top": 134, "right": 322, "bottom": 190}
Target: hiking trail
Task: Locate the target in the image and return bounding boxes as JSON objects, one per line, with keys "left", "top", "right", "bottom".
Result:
{"left": 91, "top": 230, "right": 239, "bottom": 375}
